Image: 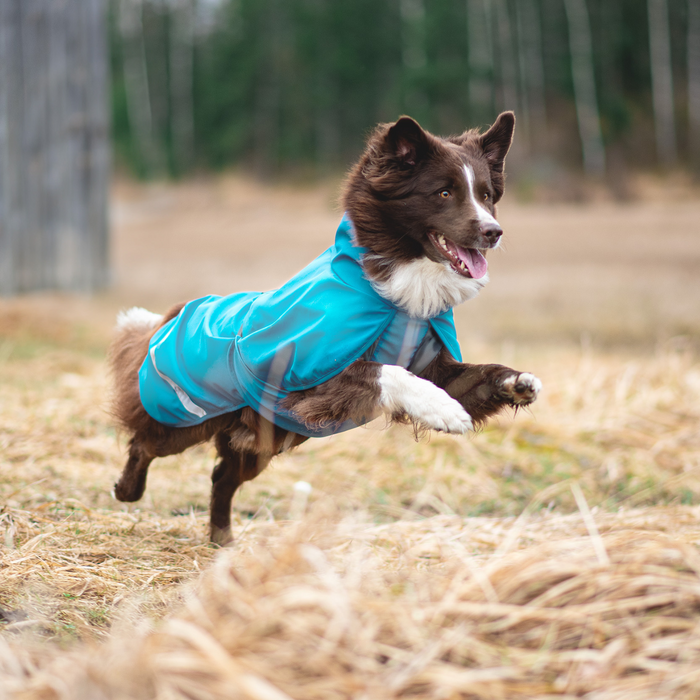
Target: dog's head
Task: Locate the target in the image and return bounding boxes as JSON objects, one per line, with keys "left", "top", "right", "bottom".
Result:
{"left": 344, "top": 113, "right": 515, "bottom": 317}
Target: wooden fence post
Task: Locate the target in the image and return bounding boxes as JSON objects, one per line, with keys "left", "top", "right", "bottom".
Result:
{"left": 0, "top": 0, "right": 110, "bottom": 295}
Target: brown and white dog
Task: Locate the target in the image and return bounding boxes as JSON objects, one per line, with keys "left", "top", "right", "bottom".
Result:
{"left": 109, "top": 111, "right": 541, "bottom": 544}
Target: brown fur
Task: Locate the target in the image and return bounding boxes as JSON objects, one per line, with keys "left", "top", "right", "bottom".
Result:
{"left": 281, "top": 361, "right": 382, "bottom": 428}
{"left": 108, "top": 112, "right": 538, "bottom": 545}
{"left": 420, "top": 349, "right": 538, "bottom": 428}
{"left": 343, "top": 112, "right": 515, "bottom": 283}
{"left": 281, "top": 353, "right": 536, "bottom": 434}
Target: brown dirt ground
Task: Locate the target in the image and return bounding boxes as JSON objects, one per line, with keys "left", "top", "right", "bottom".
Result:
{"left": 106, "top": 175, "right": 700, "bottom": 350}
{"left": 3, "top": 173, "right": 698, "bottom": 352}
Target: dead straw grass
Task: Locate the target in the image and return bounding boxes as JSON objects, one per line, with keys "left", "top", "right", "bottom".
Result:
{"left": 3, "top": 507, "right": 700, "bottom": 699}
{"left": 0, "top": 504, "right": 213, "bottom": 641}
{"left": 2, "top": 296, "right": 700, "bottom": 697}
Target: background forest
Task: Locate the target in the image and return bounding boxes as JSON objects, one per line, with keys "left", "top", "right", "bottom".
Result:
{"left": 110, "top": 0, "right": 700, "bottom": 189}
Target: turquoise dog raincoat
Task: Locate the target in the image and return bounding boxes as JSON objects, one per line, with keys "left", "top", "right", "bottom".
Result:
{"left": 138, "top": 216, "right": 462, "bottom": 437}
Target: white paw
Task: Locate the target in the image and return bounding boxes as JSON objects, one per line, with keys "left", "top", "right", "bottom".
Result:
{"left": 416, "top": 390, "right": 474, "bottom": 433}
{"left": 499, "top": 372, "right": 542, "bottom": 406}
{"left": 379, "top": 365, "right": 473, "bottom": 434}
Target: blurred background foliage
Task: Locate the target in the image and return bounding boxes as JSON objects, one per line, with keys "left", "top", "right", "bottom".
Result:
{"left": 110, "top": 0, "right": 700, "bottom": 186}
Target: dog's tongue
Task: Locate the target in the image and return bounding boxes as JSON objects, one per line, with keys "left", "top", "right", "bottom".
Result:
{"left": 455, "top": 244, "right": 488, "bottom": 279}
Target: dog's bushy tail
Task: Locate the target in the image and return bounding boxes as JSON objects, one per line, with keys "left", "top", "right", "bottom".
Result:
{"left": 107, "top": 304, "right": 183, "bottom": 434}
{"left": 115, "top": 307, "right": 164, "bottom": 333}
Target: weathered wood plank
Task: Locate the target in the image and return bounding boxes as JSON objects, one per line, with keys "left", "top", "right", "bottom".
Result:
{"left": 85, "top": 0, "right": 111, "bottom": 290}
{"left": 0, "top": 0, "right": 25, "bottom": 295}
{"left": 0, "top": 0, "right": 11, "bottom": 295}
{"left": 0, "top": 0, "right": 109, "bottom": 295}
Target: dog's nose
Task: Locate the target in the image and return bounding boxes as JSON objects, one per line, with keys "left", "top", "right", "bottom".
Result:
{"left": 481, "top": 223, "right": 502, "bottom": 244}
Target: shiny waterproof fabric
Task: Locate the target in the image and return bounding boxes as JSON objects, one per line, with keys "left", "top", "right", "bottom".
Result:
{"left": 138, "top": 216, "right": 462, "bottom": 437}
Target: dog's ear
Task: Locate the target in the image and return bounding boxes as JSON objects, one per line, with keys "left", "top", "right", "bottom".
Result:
{"left": 478, "top": 112, "right": 515, "bottom": 201}
{"left": 385, "top": 117, "right": 430, "bottom": 167}
{"left": 478, "top": 111, "right": 515, "bottom": 172}
{"left": 362, "top": 117, "right": 431, "bottom": 195}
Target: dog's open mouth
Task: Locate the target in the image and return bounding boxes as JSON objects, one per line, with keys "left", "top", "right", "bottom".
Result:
{"left": 428, "top": 232, "right": 488, "bottom": 279}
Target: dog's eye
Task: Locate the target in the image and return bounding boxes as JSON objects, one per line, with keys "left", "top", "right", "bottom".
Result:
{"left": 439, "top": 190, "right": 451, "bottom": 199}
{"left": 483, "top": 192, "right": 490, "bottom": 201}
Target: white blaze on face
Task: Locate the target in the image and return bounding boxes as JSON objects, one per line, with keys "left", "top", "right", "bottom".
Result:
{"left": 463, "top": 164, "right": 500, "bottom": 233}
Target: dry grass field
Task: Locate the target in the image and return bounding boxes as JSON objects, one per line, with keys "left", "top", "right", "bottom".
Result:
{"left": 1, "top": 175, "right": 700, "bottom": 698}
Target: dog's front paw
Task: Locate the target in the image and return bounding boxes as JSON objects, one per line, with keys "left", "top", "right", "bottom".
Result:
{"left": 417, "top": 392, "right": 474, "bottom": 434}
{"left": 498, "top": 372, "right": 542, "bottom": 406}
{"left": 380, "top": 365, "right": 473, "bottom": 434}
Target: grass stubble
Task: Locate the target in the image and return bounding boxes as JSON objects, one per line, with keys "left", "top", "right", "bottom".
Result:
{"left": 1, "top": 309, "right": 700, "bottom": 698}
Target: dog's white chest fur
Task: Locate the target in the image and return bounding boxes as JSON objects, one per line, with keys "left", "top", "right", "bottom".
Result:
{"left": 371, "top": 257, "right": 488, "bottom": 319}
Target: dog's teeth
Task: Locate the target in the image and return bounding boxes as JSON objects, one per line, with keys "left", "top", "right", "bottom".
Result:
{"left": 460, "top": 261, "right": 466, "bottom": 270}
{"left": 438, "top": 235, "right": 447, "bottom": 249}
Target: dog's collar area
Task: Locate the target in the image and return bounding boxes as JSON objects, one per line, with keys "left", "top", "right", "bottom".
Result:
{"left": 428, "top": 232, "right": 488, "bottom": 279}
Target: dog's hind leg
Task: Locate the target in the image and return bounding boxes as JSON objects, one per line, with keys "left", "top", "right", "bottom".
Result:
{"left": 210, "top": 432, "right": 271, "bottom": 545}
{"left": 113, "top": 437, "right": 155, "bottom": 502}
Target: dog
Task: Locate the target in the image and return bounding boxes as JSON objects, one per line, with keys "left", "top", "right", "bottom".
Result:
{"left": 108, "top": 111, "right": 541, "bottom": 544}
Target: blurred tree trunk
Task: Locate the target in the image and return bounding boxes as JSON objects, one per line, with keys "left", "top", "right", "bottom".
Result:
{"left": 313, "top": 2, "right": 340, "bottom": 174}
{"left": 563, "top": 0, "right": 605, "bottom": 176}
{"left": 688, "top": 0, "right": 700, "bottom": 168}
{"left": 169, "top": 0, "right": 195, "bottom": 174}
{"left": 400, "top": 0, "right": 427, "bottom": 117}
{"left": 119, "top": 0, "right": 162, "bottom": 176}
{"left": 400, "top": 0, "right": 426, "bottom": 70}
{"left": 0, "top": 0, "right": 20, "bottom": 293}
{"left": 142, "top": 3, "right": 169, "bottom": 170}
{"left": 467, "top": 0, "right": 495, "bottom": 124}
{"left": 493, "top": 0, "right": 518, "bottom": 116}
{"left": 0, "top": 0, "right": 109, "bottom": 294}
{"left": 254, "top": 0, "right": 283, "bottom": 177}
{"left": 515, "top": 0, "right": 547, "bottom": 146}
{"left": 647, "top": 0, "right": 677, "bottom": 167}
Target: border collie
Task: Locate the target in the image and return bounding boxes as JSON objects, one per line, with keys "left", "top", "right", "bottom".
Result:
{"left": 109, "top": 111, "right": 541, "bottom": 544}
